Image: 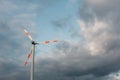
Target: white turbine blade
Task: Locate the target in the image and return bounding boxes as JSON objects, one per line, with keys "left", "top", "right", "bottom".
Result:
{"left": 23, "top": 29, "right": 33, "bottom": 41}
{"left": 53, "top": 40, "right": 58, "bottom": 42}
{"left": 37, "top": 40, "right": 58, "bottom": 45}
{"left": 24, "top": 46, "right": 33, "bottom": 66}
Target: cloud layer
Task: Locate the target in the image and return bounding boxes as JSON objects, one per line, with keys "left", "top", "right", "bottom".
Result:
{"left": 38, "top": 0, "right": 120, "bottom": 80}
{"left": 0, "top": 0, "right": 120, "bottom": 80}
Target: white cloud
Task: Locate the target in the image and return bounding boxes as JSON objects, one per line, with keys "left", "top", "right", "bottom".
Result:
{"left": 107, "top": 71, "right": 120, "bottom": 80}
{"left": 77, "top": 19, "right": 109, "bottom": 55}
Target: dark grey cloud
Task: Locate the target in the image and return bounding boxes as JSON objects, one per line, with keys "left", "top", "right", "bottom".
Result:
{"left": 52, "top": 16, "right": 81, "bottom": 39}
{"left": 50, "top": 0, "right": 120, "bottom": 79}
{"left": 0, "top": 20, "right": 31, "bottom": 80}
{"left": 52, "top": 16, "right": 72, "bottom": 28}
{"left": 0, "top": 0, "right": 37, "bottom": 80}
{"left": 34, "top": 0, "right": 120, "bottom": 80}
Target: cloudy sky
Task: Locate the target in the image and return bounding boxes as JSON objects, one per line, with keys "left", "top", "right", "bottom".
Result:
{"left": 0, "top": 0, "right": 120, "bottom": 80}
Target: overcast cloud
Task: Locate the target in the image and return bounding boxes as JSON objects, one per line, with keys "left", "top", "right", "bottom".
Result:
{"left": 45, "top": 0, "right": 120, "bottom": 80}
{"left": 0, "top": 0, "right": 120, "bottom": 80}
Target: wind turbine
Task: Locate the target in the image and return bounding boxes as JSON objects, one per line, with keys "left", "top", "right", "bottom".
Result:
{"left": 23, "top": 28, "right": 58, "bottom": 80}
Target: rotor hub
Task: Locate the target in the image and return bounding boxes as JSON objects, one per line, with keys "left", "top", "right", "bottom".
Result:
{"left": 32, "top": 41, "right": 36, "bottom": 45}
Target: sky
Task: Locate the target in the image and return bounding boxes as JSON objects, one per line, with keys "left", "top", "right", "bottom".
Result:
{"left": 0, "top": 0, "right": 120, "bottom": 80}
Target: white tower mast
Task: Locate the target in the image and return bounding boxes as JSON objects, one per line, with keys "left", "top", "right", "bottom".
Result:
{"left": 23, "top": 28, "right": 58, "bottom": 80}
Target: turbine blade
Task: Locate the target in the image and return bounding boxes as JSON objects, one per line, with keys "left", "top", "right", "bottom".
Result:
{"left": 27, "top": 53, "right": 31, "bottom": 59}
{"left": 53, "top": 40, "right": 58, "bottom": 42}
{"left": 24, "top": 46, "right": 33, "bottom": 66}
{"left": 24, "top": 61, "right": 27, "bottom": 66}
{"left": 37, "top": 40, "right": 59, "bottom": 44}
{"left": 23, "top": 28, "right": 33, "bottom": 41}
{"left": 45, "top": 41, "right": 50, "bottom": 44}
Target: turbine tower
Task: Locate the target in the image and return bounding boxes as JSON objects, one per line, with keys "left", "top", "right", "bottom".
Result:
{"left": 23, "top": 28, "right": 58, "bottom": 80}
